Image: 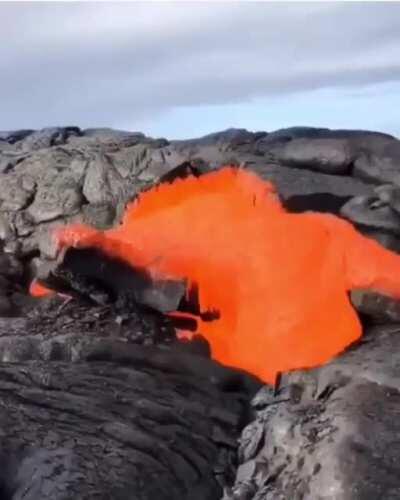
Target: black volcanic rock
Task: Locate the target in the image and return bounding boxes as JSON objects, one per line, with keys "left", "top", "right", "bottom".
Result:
{"left": 2, "top": 124, "right": 399, "bottom": 260}
{"left": 83, "top": 127, "right": 145, "bottom": 141}
{"left": 353, "top": 140, "right": 400, "bottom": 185}
{"left": 253, "top": 126, "right": 399, "bottom": 179}
{"left": 1, "top": 124, "right": 400, "bottom": 498}
{"left": 15, "top": 126, "right": 82, "bottom": 151}
{"left": 0, "top": 123, "right": 399, "bottom": 261}
{"left": 0, "top": 293, "right": 261, "bottom": 500}
{"left": 257, "top": 125, "right": 395, "bottom": 144}
{"left": 340, "top": 195, "right": 400, "bottom": 235}
{"left": 172, "top": 127, "right": 263, "bottom": 148}
{"left": 247, "top": 158, "right": 373, "bottom": 199}
{"left": 230, "top": 325, "right": 400, "bottom": 500}
{"left": 272, "top": 137, "right": 355, "bottom": 175}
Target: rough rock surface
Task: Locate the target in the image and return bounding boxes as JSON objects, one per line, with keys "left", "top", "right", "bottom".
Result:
{"left": 272, "top": 137, "right": 355, "bottom": 175}
{"left": 1, "top": 125, "right": 399, "bottom": 259}
{"left": 228, "top": 325, "right": 400, "bottom": 500}
{"left": 1, "top": 125, "right": 400, "bottom": 498}
{"left": 0, "top": 298, "right": 260, "bottom": 500}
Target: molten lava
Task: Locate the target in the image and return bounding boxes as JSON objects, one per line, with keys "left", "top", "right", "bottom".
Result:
{"left": 40, "top": 167, "right": 400, "bottom": 384}
{"left": 30, "top": 280, "right": 55, "bottom": 298}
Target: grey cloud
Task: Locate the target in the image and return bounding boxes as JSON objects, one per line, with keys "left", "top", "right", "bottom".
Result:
{"left": 0, "top": 2, "right": 400, "bottom": 130}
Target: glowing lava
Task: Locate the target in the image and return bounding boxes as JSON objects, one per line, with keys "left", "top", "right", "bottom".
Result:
{"left": 30, "top": 280, "right": 55, "bottom": 298}
{"left": 40, "top": 167, "right": 400, "bottom": 384}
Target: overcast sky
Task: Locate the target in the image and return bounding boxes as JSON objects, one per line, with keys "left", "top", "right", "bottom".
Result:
{"left": 1, "top": 2, "right": 400, "bottom": 139}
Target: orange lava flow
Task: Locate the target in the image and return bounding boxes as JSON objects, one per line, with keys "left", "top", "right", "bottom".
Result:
{"left": 48, "top": 167, "right": 400, "bottom": 384}
{"left": 29, "top": 280, "right": 56, "bottom": 298}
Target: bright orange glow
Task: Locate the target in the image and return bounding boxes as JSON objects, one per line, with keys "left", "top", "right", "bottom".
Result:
{"left": 51, "top": 166, "right": 400, "bottom": 384}
{"left": 29, "top": 279, "right": 55, "bottom": 298}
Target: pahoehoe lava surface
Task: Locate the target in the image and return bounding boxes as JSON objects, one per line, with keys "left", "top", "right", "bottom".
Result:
{"left": 0, "top": 298, "right": 260, "bottom": 500}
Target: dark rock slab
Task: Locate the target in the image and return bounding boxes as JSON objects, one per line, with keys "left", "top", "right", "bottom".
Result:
{"left": 247, "top": 160, "right": 373, "bottom": 200}
{"left": 252, "top": 127, "right": 399, "bottom": 180}
{"left": 0, "top": 129, "right": 34, "bottom": 144}
{"left": 339, "top": 185, "right": 400, "bottom": 240}
{"left": 36, "top": 246, "right": 188, "bottom": 315}
{"left": 351, "top": 289, "right": 400, "bottom": 323}
{"left": 272, "top": 137, "right": 355, "bottom": 175}
{"left": 83, "top": 127, "right": 146, "bottom": 143}
{"left": 0, "top": 293, "right": 259, "bottom": 500}
{"left": 256, "top": 126, "right": 395, "bottom": 146}
{"left": 172, "top": 128, "right": 263, "bottom": 148}
{"left": 340, "top": 195, "right": 400, "bottom": 236}
{"left": 229, "top": 325, "right": 400, "bottom": 500}
{"left": 283, "top": 192, "right": 352, "bottom": 215}
{"left": 352, "top": 141, "right": 400, "bottom": 186}
{"left": 374, "top": 184, "right": 400, "bottom": 216}
{"left": 0, "top": 347, "right": 256, "bottom": 499}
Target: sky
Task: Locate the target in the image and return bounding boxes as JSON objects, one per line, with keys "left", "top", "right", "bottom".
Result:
{"left": 1, "top": 2, "right": 400, "bottom": 139}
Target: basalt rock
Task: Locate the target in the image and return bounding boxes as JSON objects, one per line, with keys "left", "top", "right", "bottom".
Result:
{"left": 0, "top": 297, "right": 260, "bottom": 500}
{"left": 1, "top": 125, "right": 400, "bottom": 498}
{"left": 340, "top": 195, "right": 400, "bottom": 235}
{"left": 16, "top": 126, "right": 82, "bottom": 152}
{"left": 351, "top": 289, "right": 400, "bottom": 323}
{"left": 230, "top": 325, "right": 400, "bottom": 500}
{"left": 0, "top": 248, "right": 25, "bottom": 317}
{"left": 252, "top": 127, "right": 399, "bottom": 182}
{"left": 35, "top": 246, "right": 188, "bottom": 315}
{"left": 352, "top": 140, "right": 400, "bottom": 186}
{"left": 271, "top": 137, "right": 355, "bottom": 175}
{"left": 248, "top": 159, "right": 373, "bottom": 200}
{"left": 2, "top": 125, "right": 400, "bottom": 261}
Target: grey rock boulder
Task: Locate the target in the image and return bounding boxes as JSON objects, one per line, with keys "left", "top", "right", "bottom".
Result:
{"left": 373, "top": 184, "right": 400, "bottom": 215}
{"left": 353, "top": 143, "right": 400, "bottom": 186}
{"left": 172, "top": 128, "right": 262, "bottom": 148}
{"left": 273, "top": 138, "right": 355, "bottom": 175}
{"left": 340, "top": 195, "right": 400, "bottom": 235}
{"left": 351, "top": 289, "right": 400, "bottom": 323}
{"left": 247, "top": 159, "right": 373, "bottom": 200}
{"left": 82, "top": 127, "right": 146, "bottom": 144}
{"left": 253, "top": 127, "right": 399, "bottom": 180}
{"left": 81, "top": 202, "right": 116, "bottom": 230}
{"left": 0, "top": 173, "right": 36, "bottom": 211}
{"left": 82, "top": 153, "right": 128, "bottom": 205}
{"left": 257, "top": 126, "right": 395, "bottom": 146}
{"left": 27, "top": 171, "right": 83, "bottom": 223}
